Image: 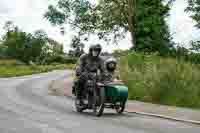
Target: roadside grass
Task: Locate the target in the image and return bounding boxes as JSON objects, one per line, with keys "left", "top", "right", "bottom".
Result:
{"left": 0, "top": 59, "right": 75, "bottom": 77}
{"left": 119, "top": 53, "right": 200, "bottom": 109}
{"left": 0, "top": 59, "right": 26, "bottom": 66}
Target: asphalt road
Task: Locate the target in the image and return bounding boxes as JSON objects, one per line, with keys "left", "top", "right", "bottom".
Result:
{"left": 0, "top": 70, "right": 199, "bottom": 133}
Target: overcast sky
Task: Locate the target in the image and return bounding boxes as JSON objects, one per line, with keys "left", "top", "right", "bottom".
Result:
{"left": 0, "top": 0, "right": 199, "bottom": 52}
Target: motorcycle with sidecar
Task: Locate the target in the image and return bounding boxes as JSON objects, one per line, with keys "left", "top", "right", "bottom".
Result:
{"left": 72, "top": 71, "right": 128, "bottom": 117}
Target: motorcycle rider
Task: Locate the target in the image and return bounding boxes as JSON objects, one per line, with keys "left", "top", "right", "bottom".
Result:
{"left": 73, "top": 44, "right": 105, "bottom": 104}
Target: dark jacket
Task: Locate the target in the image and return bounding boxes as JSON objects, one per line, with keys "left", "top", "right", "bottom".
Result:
{"left": 75, "top": 53, "right": 105, "bottom": 77}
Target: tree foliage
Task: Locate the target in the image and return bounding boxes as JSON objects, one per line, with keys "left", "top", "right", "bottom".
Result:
{"left": 68, "top": 35, "right": 84, "bottom": 57}
{"left": 190, "top": 40, "right": 200, "bottom": 52}
{"left": 1, "top": 21, "right": 65, "bottom": 64}
{"left": 185, "top": 0, "right": 200, "bottom": 28}
{"left": 44, "top": 0, "right": 174, "bottom": 54}
{"left": 185, "top": 0, "right": 200, "bottom": 53}
{"left": 135, "top": 0, "right": 174, "bottom": 53}
{"left": 47, "top": 38, "right": 64, "bottom": 56}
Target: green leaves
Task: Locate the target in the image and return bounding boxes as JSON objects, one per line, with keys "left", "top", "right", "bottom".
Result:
{"left": 69, "top": 35, "right": 84, "bottom": 57}
{"left": 1, "top": 21, "right": 65, "bottom": 64}
{"left": 190, "top": 40, "right": 200, "bottom": 52}
{"left": 44, "top": 0, "right": 129, "bottom": 44}
{"left": 186, "top": 0, "right": 200, "bottom": 28}
{"left": 44, "top": 5, "right": 66, "bottom": 25}
{"left": 44, "top": 0, "right": 173, "bottom": 54}
{"left": 135, "top": 0, "right": 172, "bottom": 54}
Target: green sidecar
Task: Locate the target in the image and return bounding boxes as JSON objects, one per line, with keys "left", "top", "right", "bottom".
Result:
{"left": 73, "top": 79, "right": 128, "bottom": 116}
{"left": 99, "top": 81, "right": 129, "bottom": 114}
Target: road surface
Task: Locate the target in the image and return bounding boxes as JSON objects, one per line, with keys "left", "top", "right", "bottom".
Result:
{"left": 0, "top": 70, "right": 199, "bottom": 133}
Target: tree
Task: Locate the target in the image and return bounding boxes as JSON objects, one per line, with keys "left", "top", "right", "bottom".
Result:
{"left": 1, "top": 22, "right": 50, "bottom": 64}
{"left": 44, "top": 0, "right": 129, "bottom": 45}
{"left": 68, "top": 35, "right": 84, "bottom": 57}
{"left": 2, "top": 28, "right": 27, "bottom": 61}
{"left": 135, "top": 0, "right": 174, "bottom": 54}
{"left": 185, "top": 0, "right": 200, "bottom": 28}
{"left": 0, "top": 42, "right": 7, "bottom": 58}
{"left": 1, "top": 21, "right": 66, "bottom": 64}
{"left": 3, "top": 21, "right": 15, "bottom": 32}
{"left": 190, "top": 40, "right": 200, "bottom": 52}
{"left": 47, "top": 38, "right": 64, "bottom": 56}
{"left": 44, "top": 0, "right": 174, "bottom": 54}
{"left": 33, "top": 30, "right": 48, "bottom": 40}
{"left": 176, "top": 46, "right": 189, "bottom": 57}
{"left": 27, "top": 30, "right": 49, "bottom": 63}
{"left": 127, "top": 0, "right": 136, "bottom": 48}
{"left": 185, "top": 1, "right": 200, "bottom": 54}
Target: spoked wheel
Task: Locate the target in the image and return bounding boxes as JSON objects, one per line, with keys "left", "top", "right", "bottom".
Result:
{"left": 115, "top": 101, "right": 126, "bottom": 114}
{"left": 93, "top": 87, "right": 105, "bottom": 117}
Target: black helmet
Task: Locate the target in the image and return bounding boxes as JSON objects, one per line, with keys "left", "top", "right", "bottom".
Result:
{"left": 104, "top": 57, "right": 117, "bottom": 72}
{"left": 89, "top": 44, "right": 102, "bottom": 56}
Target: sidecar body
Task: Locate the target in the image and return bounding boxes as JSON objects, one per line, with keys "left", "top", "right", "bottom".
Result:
{"left": 101, "top": 81, "right": 128, "bottom": 113}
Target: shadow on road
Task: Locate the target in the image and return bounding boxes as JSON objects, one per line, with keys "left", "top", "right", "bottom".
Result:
{"left": 70, "top": 109, "right": 133, "bottom": 118}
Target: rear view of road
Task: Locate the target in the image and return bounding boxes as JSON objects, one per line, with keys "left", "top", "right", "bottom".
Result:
{"left": 0, "top": 70, "right": 199, "bottom": 133}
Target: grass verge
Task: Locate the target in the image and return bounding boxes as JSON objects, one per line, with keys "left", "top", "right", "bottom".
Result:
{"left": 119, "top": 53, "right": 200, "bottom": 109}
{"left": 0, "top": 63, "right": 75, "bottom": 78}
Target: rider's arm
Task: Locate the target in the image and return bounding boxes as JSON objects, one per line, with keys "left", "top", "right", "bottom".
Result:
{"left": 98, "top": 57, "right": 107, "bottom": 81}
{"left": 99, "top": 57, "right": 105, "bottom": 74}
{"left": 75, "top": 54, "right": 86, "bottom": 76}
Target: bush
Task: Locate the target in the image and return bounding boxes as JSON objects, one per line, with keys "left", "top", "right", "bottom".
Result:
{"left": 50, "top": 62, "right": 62, "bottom": 65}
{"left": 0, "top": 55, "right": 6, "bottom": 59}
{"left": 0, "top": 59, "right": 26, "bottom": 66}
{"left": 45, "top": 55, "right": 77, "bottom": 65}
{"left": 63, "top": 57, "right": 78, "bottom": 64}
{"left": 167, "top": 47, "right": 200, "bottom": 64}
{"left": 184, "top": 53, "right": 200, "bottom": 64}
{"left": 120, "top": 53, "right": 200, "bottom": 109}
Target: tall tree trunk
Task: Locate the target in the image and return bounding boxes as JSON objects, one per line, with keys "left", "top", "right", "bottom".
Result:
{"left": 127, "top": 0, "right": 136, "bottom": 50}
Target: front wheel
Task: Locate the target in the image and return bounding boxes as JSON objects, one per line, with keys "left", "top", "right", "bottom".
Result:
{"left": 93, "top": 87, "right": 105, "bottom": 117}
